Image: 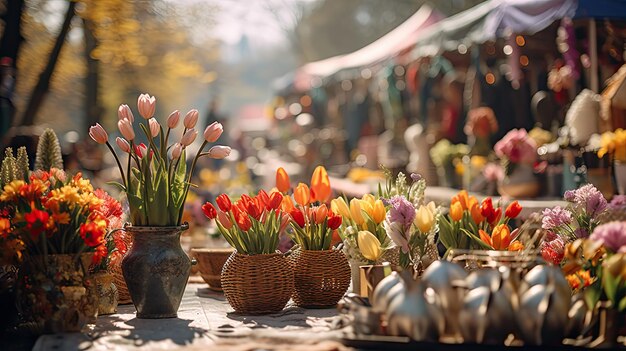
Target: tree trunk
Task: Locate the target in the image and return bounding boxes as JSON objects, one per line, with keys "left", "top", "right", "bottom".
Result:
{"left": 0, "top": 0, "right": 25, "bottom": 135}
{"left": 83, "top": 17, "right": 101, "bottom": 130}
{"left": 19, "top": 0, "right": 76, "bottom": 126}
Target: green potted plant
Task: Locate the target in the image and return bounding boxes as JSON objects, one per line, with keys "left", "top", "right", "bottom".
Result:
{"left": 89, "top": 93, "right": 231, "bottom": 318}
{"left": 202, "top": 190, "right": 293, "bottom": 314}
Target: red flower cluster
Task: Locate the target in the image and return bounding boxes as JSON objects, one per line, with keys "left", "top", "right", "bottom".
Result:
{"left": 24, "top": 209, "right": 54, "bottom": 239}
{"left": 203, "top": 190, "right": 284, "bottom": 232}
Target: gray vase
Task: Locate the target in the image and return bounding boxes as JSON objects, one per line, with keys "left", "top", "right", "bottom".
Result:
{"left": 122, "top": 223, "right": 192, "bottom": 319}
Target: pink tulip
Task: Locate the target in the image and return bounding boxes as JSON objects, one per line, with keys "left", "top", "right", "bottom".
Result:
{"left": 116, "top": 137, "right": 130, "bottom": 153}
{"left": 148, "top": 118, "right": 160, "bottom": 137}
{"left": 183, "top": 109, "right": 199, "bottom": 129}
{"left": 203, "top": 121, "right": 223, "bottom": 142}
{"left": 217, "top": 210, "right": 232, "bottom": 229}
{"left": 208, "top": 145, "right": 231, "bottom": 159}
{"left": 180, "top": 129, "right": 197, "bottom": 146}
{"left": 171, "top": 143, "right": 183, "bottom": 159}
{"left": 89, "top": 123, "right": 108, "bottom": 144}
{"left": 118, "top": 118, "right": 135, "bottom": 141}
{"left": 118, "top": 104, "right": 134, "bottom": 122}
{"left": 167, "top": 110, "right": 180, "bottom": 129}
{"left": 137, "top": 93, "right": 156, "bottom": 119}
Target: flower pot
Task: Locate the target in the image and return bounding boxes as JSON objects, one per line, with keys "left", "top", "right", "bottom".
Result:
{"left": 348, "top": 258, "right": 367, "bottom": 294}
{"left": 290, "top": 249, "right": 351, "bottom": 308}
{"left": 121, "top": 223, "right": 192, "bottom": 319}
{"left": 94, "top": 272, "right": 118, "bottom": 315}
{"left": 191, "top": 247, "right": 234, "bottom": 291}
{"left": 221, "top": 251, "right": 293, "bottom": 314}
{"left": 498, "top": 163, "right": 540, "bottom": 198}
{"left": 615, "top": 161, "right": 626, "bottom": 195}
{"left": 17, "top": 253, "right": 98, "bottom": 334}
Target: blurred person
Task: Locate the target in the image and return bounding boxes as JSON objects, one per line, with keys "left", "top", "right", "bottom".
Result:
{"left": 0, "top": 57, "right": 16, "bottom": 139}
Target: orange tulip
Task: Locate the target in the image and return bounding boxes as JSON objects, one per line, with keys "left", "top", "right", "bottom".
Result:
{"left": 508, "top": 241, "right": 524, "bottom": 251}
{"left": 281, "top": 195, "right": 295, "bottom": 212}
{"left": 310, "top": 166, "right": 331, "bottom": 203}
{"left": 470, "top": 202, "right": 484, "bottom": 224}
{"left": 479, "top": 229, "right": 492, "bottom": 247}
{"left": 314, "top": 204, "right": 328, "bottom": 224}
{"left": 468, "top": 196, "right": 478, "bottom": 211}
{"left": 276, "top": 167, "right": 291, "bottom": 193}
{"left": 450, "top": 201, "right": 464, "bottom": 222}
{"left": 456, "top": 190, "right": 470, "bottom": 210}
{"left": 294, "top": 183, "right": 311, "bottom": 206}
{"left": 491, "top": 224, "right": 512, "bottom": 250}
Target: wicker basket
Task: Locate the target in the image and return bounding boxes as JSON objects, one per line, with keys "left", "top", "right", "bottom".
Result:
{"left": 221, "top": 251, "right": 293, "bottom": 314}
{"left": 290, "top": 249, "right": 351, "bottom": 308}
{"left": 109, "top": 229, "right": 132, "bottom": 305}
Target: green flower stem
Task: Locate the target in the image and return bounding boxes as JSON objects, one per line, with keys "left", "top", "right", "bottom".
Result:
{"left": 105, "top": 141, "right": 126, "bottom": 188}
{"left": 177, "top": 140, "right": 208, "bottom": 223}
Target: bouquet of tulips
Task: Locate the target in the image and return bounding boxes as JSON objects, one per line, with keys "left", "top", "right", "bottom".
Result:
{"left": 89, "top": 93, "right": 231, "bottom": 226}
{"left": 438, "top": 190, "right": 524, "bottom": 252}
{"left": 202, "top": 190, "right": 287, "bottom": 255}
{"left": 275, "top": 166, "right": 342, "bottom": 251}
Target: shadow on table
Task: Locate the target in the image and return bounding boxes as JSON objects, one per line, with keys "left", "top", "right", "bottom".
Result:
{"left": 117, "top": 317, "right": 208, "bottom": 347}
{"left": 224, "top": 306, "right": 338, "bottom": 330}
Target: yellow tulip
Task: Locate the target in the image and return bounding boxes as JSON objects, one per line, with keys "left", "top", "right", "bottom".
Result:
{"left": 294, "top": 183, "right": 311, "bottom": 206}
{"left": 360, "top": 199, "right": 374, "bottom": 219}
{"left": 361, "top": 194, "right": 376, "bottom": 206}
{"left": 357, "top": 230, "right": 382, "bottom": 261}
{"left": 350, "top": 198, "right": 365, "bottom": 225}
{"left": 372, "top": 200, "right": 386, "bottom": 224}
{"left": 604, "top": 253, "right": 626, "bottom": 280}
{"left": 331, "top": 197, "right": 351, "bottom": 219}
{"left": 415, "top": 205, "right": 435, "bottom": 233}
{"left": 450, "top": 201, "right": 464, "bottom": 222}
{"left": 426, "top": 201, "right": 437, "bottom": 215}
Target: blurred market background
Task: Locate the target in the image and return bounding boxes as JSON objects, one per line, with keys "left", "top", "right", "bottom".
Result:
{"left": 2, "top": 0, "right": 626, "bottom": 238}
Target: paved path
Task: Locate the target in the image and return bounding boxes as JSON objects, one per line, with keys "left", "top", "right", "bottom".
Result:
{"left": 32, "top": 282, "right": 351, "bottom": 351}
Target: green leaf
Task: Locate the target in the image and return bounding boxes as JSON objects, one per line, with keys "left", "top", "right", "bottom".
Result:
{"left": 584, "top": 280, "right": 603, "bottom": 310}
{"left": 106, "top": 181, "right": 126, "bottom": 192}
{"left": 461, "top": 228, "right": 494, "bottom": 250}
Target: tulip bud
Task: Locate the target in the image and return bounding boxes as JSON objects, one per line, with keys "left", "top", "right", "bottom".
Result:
{"left": 268, "top": 192, "right": 283, "bottom": 210}
{"left": 202, "top": 202, "right": 217, "bottom": 219}
{"left": 331, "top": 198, "right": 351, "bottom": 219}
{"left": 217, "top": 210, "right": 232, "bottom": 229}
{"left": 203, "top": 121, "right": 223, "bottom": 142}
{"left": 505, "top": 200, "right": 522, "bottom": 219}
{"left": 171, "top": 143, "right": 183, "bottom": 160}
{"left": 314, "top": 204, "right": 328, "bottom": 224}
{"left": 115, "top": 137, "right": 131, "bottom": 153}
{"left": 361, "top": 194, "right": 376, "bottom": 206}
{"left": 183, "top": 109, "right": 199, "bottom": 129}
{"left": 208, "top": 145, "right": 231, "bottom": 159}
{"left": 415, "top": 205, "right": 435, "bottom": 233}
{"left": 148, "top": 118, "right": 160, "bottom": 137}
{"left": 450, "top": 201, "right": 463, "bottom": 222}
{"left": 372, "top": 200, "right": 386, "bottom": 224}
{"left": 310, "top": 166, "right": 331, "bottom": 203}
{"left": 180, "top": 129, "right": 197, "bottom": 146}
{"left": 137, "top": 93, "right": 156, "bottom": 119}
{"left": 350, "top": 198, "right": 365, "bottom": 225}
{"left": 281, "top": 195, "right": 295, "bottom": 212}
{"left": 167, "top": 110, "right": 180, "bottom": 129}
{"left": 294, "top": 183, "right": 311, "bottom": 206}
{"left": 327, "top": 213, "right": 342, "bottom": 230}
{"left": 117, "top": 118, "right": 135, "bottom": 141}
{"left": 134, "top": 143, "right": 148, "bottom": 158}
{"left": 88, "top": 123, "right": 108, "bottom": 144}
{"left": 290, "top": 208, "right": 305, "bottom": 228}
{"left": 357, "top": 230, "right": 382, "bottom": 261}
{"left": 118, "top": 104, "right": 134, "bottom": 122}
{"left": 275, "top": 167, "right": 291, "bottom": 193}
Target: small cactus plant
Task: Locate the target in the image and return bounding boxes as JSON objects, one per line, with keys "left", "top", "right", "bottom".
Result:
{"left": 1, "top": 146, "right": 29, "bottom": 187}
{"left": 34, "top": 128, "right": 63, "bottom": 171}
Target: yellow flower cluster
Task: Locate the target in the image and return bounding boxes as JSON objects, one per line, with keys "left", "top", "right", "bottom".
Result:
{"left": 598, "top": 129, "right": 626, "bottom": 162}
{"left": 0, "top": 180, "right": 26, "bottom": 202}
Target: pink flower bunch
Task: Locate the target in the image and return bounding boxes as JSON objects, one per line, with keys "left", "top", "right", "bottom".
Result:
{"left": 494, "top": 129, "right": 537, "bottom": 164}
{"left": 589, "top": 221, "right": 626, "bottom": 253}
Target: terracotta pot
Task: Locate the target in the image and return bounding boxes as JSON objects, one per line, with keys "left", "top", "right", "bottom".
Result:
{"left": 221, "top": 251, "right": 293, "bottom": 314}
{"left": 122, "top": 223, "right": 193, "bottom": 319}
{"left": 191, "top": 248, "right": 234, "bottom": 291}
{"left": 290, "top": 249, "right": 350, "bottom": 308}
{"left": 17, "top": 253, "right": 98, "bottom": 334}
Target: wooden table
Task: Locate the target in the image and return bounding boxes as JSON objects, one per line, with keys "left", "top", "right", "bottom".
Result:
{"left": 31, "top": 282, "right": 350, "bottom": 351}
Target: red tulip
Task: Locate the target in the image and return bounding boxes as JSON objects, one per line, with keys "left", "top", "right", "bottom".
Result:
{"left": 236, "top": 214, "right": 252, "bottom": 231}
{"left": 327, "top": 213, "right": 342, "bottom": 230}
{"left": 216, "top": 194, "right": 232, "bottom": 212}
{"left": 268, "top": 192, "right": 283, "bottom": 210}
{"left": 257, "top": 190, "right": 270, "bottom": 209}
{"left": 505, "top": 201, "right": 522, "bottom": 219}
{"left": 290, "top": 208, "right": 305, "bottom": 228}
{"left": 202, "top": 202, "right": 217, "bottom": 219}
